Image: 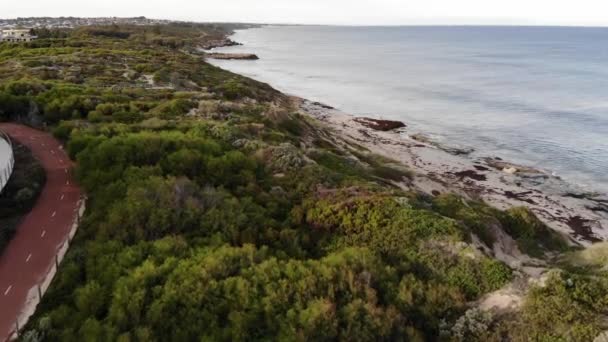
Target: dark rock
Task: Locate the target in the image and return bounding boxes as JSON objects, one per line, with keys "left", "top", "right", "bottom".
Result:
{"left": 587, "top": 205, "right": 608, "bottom": 214}
{"left": 442, "top": 146, "right": 475, "bottom": 156}
{"left": 354, "top": 117, "right": 406, "bottom": 131}
{"left": 200, "top": 39, "right": 242, "bottom": 50}
{"left": 504, "top": 190, "right": 536, "bottom": 204}
{"left": 312, "top": 102, "right": 335, "bottom": 110}
{"left": 566, "top": 216, "right": 602, "bottom": 242}
{"left": 453, "top": 170, "right": 487, "bottom": 182}
{"left": 563, "top": 192, "right": 602, "bottom": 200}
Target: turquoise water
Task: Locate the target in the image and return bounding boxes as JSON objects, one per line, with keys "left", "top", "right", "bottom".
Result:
{"left": 210, "top": 26, "right": 608, "bottom": 193}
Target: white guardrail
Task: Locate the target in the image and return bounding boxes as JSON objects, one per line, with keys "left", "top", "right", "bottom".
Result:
{"left": 0, "top": 130, "right": 15, "bottom": 193}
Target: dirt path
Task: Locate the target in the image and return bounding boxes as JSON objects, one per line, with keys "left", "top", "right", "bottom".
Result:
{"left": 0, "top": 123, "right": 81, "bottom": 341}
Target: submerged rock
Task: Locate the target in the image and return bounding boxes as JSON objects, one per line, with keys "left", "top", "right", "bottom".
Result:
{"left": 410, "top": 133, "right": 474, "bottom": 156}
{"left": 442, "top": 146, "right": 475, "bottom": 156}
{"left": 483, "top": 158, "right": 543, "bottom": 175}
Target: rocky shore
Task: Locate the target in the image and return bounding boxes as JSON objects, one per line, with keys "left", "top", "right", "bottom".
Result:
{"left": 205, "top": 33, "right": 607, "bottom": 247}
{"left": 298, "top": 98, "right": 608, "bottom": 246}
{"left": 199, "top": 38, "right": 242, "bottom": 50}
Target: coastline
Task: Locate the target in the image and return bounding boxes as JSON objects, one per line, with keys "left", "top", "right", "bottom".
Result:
{"left": 15, "top": 21, "right": 608, "bottom": 340}
{"left": 296, "top": 98, "right": 607, "bottom": 246}
{"left": 206, "top": 30, "right": 607, "bottom": 247}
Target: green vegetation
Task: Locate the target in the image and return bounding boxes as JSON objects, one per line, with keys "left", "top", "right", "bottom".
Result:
{"left": 484, "top": 270, "right": 608, "bottom": 342}
{"left": 0, "top": 23, "right": 601, "bottom": 341}
{"left": 433, "top": 193, "right": 568, "bottom": 256}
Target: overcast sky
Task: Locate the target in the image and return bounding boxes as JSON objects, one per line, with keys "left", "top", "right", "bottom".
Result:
{"left": 6, "top": 0, "right": 608, "bottom": 26}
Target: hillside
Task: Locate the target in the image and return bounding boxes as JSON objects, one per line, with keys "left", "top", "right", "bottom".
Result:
{"left": 0, "top": 23, "right": 607, "bottom": 341}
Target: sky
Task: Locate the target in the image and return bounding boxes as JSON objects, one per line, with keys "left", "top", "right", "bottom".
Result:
{"left": 6, "top": 0, "right": 608, "bottom": 26}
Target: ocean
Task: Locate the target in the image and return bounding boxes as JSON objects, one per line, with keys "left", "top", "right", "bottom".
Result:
{"left": 209, "top": 25, "right": 608, "bottom": 193}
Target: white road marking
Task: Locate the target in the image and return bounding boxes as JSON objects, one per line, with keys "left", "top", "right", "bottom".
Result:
{"left": 41, "top": 230, "right": 46, "bottom": 238}
{"left": 51, "top": 211, "right": 56, "bottom": 218}
{"left": 4, "top": 285, "right": 12, "bottom": 296}
{"left": 51, "top": 150, "right": 55, "bottom": 154}
{"left": 60, "top": 194, "right": 64, "bottom": 200}
{"left": 26, "top": 253, "right": 32, "bottom": 262}
{"left": 65, "top": 168, "right": 68, "bottom": 174}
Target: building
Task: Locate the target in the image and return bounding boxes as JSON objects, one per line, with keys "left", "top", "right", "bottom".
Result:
{"left": 0, "top": 29, "right": 37, "bottom": 42}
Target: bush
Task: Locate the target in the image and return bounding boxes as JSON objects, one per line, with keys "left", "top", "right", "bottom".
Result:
{"left": 502, "top": 207, "right": 569, "bottom": 256}
{"left": 149, "top": 98, "right": 196, "bottom": 118}
{"left": 52, "top": 121, "right": 74, "bottom": 141}
{"left": 217, "top": 78, "right": 253, "bottom": 100}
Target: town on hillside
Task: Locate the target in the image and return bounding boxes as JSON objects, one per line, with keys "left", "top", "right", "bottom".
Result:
{"left": 0, "top": 17, "right": 171, "bottom": 43}
{"left": 0, "top": 16, "right": 170, "bottom": 29}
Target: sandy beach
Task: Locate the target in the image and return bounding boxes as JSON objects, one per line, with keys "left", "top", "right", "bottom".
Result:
{"left": 297, "top": 98, "right": 608, "bottom": 247}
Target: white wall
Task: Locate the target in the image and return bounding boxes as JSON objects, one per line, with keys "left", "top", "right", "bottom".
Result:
{"left": 0, "top": 135, "right": 14, "bottom": 193}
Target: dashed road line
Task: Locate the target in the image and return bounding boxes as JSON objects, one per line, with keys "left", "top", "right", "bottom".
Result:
{"left": 4, "top": 285, "right": 12, "bottom": 296}
{"left": 51, "top": 211, "right": 56, "bottom": 218}
{"left": 41, "top": 230, "right": 46, "bottom": 238}
{"left": 26, "top": 253, "right": 32, "bottom": 262}
{"left": 60, "top": 194, "right": 64, "bottom": 200}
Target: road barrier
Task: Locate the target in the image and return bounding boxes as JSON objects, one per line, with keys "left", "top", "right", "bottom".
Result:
{"left": 0, "top": 130, "right": 14, "bottom": 194}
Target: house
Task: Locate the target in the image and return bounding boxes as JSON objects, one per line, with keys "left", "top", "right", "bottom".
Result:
{"left": 0, "top": 29, "right": 37, "bottom": 42}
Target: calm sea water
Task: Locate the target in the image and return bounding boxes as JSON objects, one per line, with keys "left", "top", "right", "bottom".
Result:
{"left": 210, "top": 26, "right": 608, "bottom": 193}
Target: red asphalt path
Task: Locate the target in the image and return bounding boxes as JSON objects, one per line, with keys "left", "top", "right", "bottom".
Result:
{"left": 0, "top": 123, "right": 81, "bottom": 340}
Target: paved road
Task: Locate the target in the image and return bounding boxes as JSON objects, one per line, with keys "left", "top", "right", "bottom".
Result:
{"left": 0, "top": 123, "right": 81, "bottom": 341}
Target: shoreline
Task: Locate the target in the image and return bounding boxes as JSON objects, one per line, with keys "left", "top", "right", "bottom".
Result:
{"left": 207, "top": 31, "right": 607, "bottom": 246}
{"left": 296, "top": 97, "right": 607, "bottom": 246}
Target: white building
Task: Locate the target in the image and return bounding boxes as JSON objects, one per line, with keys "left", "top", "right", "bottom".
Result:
{"left": 0, "top": 29, "right": 37, "bottom": 42}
